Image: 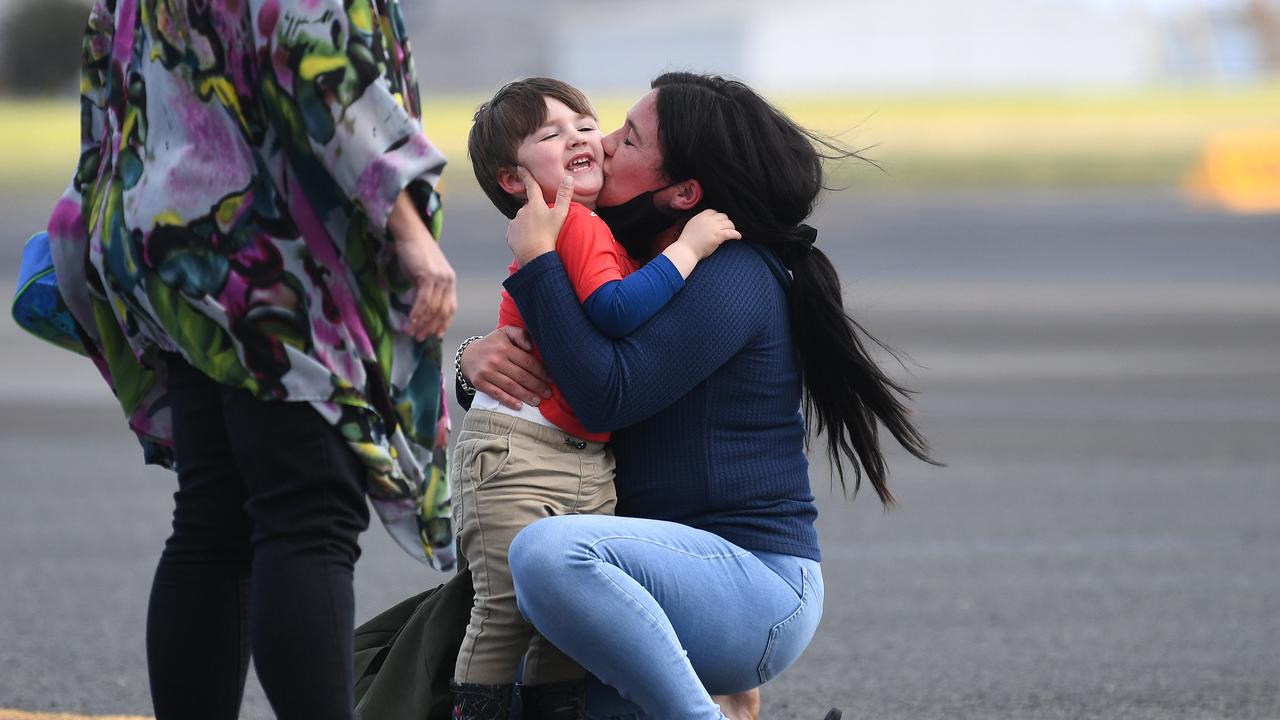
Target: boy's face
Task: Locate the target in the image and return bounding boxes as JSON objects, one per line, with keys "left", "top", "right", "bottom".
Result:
{"left": 502, "top": 97, "right": 604, "bottom": 208}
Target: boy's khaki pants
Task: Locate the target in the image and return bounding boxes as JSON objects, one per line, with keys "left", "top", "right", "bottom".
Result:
{"left": 451, "top": 409, "right": 617, "bottom": 685}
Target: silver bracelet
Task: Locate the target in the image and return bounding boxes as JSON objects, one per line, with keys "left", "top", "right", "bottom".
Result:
{"left": 455, "top": 335, "right": 486, "bottom": 396}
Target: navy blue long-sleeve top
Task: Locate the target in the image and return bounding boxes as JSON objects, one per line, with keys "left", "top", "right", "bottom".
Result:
{"left": 504, "top": 241, "right": 821, "bottom": 561}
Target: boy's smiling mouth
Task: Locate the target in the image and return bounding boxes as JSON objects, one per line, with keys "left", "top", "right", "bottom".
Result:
{"left": 566, "top": 153, "right": 596, "bottom": 173}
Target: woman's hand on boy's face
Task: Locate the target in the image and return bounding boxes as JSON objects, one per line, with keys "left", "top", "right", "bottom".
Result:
{"left": 507, "top": 167, "right": 573, "bottom": 266}
{"left": 461, "top": 327, "right": 554, "bottom": 410}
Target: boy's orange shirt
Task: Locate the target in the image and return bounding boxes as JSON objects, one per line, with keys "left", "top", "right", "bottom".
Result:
{"left": 497, "top": 202, "right": 639, "bottom": 441}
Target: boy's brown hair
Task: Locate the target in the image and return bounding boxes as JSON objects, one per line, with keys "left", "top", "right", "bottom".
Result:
{"left": 468, "top": 77, "right": 596, "bottom": 219}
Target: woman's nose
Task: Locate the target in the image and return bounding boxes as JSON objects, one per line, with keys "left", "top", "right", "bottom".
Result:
{"left": 602, "top": 131, "right": 619, "bottom": 157}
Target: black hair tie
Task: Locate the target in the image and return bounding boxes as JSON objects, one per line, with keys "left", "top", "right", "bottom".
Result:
{"left": 796, "top": 223, "right": 818, "bottom": 248}
{"left": 777, "top": 224, "right": 817, "bottom": 270}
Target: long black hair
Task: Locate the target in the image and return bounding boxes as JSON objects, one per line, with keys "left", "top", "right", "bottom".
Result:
{"left": 651, "top": 71, "right": 939, "bottom": 507}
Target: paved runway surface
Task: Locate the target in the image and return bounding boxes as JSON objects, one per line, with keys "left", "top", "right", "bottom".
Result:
{"left": 2, "top": 189, "right": 1278, "bottom": 719}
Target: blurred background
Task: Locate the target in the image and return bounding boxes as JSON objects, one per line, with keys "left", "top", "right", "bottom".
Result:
{"left": 1, "top": 1, "right": 1277, "bottom": 719}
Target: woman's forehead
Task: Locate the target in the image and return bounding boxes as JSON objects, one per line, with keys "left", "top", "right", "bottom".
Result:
{"left": 625, "top": 90, "right": 660, "bottom": 132}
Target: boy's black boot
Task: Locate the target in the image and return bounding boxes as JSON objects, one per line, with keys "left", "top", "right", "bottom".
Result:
{"left": 449, "top": 681, "right": 513, "bottom": 720}
{"left": 519, "top": 681, "right": 586, "bottom": 720}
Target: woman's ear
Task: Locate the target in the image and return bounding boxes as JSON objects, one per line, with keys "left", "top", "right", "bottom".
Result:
{"left": 497, "top": 166, "right": 525, "bottom": 197}
{"left": 667, "top": 179, "right": 703, "bottom": 211}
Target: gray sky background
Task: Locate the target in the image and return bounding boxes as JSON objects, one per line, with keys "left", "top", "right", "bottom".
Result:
{"left": 3, "top": 0, "right": 1272, "bottom": 97}
{"left": 404, "top": 0, "right": 1279, "bottom": 95}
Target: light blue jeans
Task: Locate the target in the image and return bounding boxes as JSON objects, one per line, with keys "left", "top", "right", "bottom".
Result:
{"left": 508, "top": 515, "right": 824, "bottom": 720}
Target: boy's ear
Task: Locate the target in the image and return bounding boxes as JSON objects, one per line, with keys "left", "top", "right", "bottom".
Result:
{"left": 497, "top": 166, "right": 525, "bottom": 197}
{"left": 666, "top": 178, "right": 703, "bottom": 212}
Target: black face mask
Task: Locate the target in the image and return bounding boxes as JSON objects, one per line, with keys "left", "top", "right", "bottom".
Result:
{"left": 595, "top": 183, "right": 683, "bottom": 259}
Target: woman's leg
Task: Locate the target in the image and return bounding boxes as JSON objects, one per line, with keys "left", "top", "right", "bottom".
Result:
{"left": 509, "top": 515, "right": 824, "bottom": 720}
{"left": 220, "top": 386, "right": 370, "bottom": 720}
{"left": 147, "top": 357, "right": 252, "bottom": 720}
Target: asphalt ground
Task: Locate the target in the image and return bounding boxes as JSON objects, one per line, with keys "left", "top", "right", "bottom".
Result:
{"left": 1, "top": 189, "right": 1278, "bottom": 719}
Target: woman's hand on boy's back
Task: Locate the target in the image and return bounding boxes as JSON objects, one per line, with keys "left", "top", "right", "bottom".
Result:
{"left": 461, "top": 327, "right": 555, "bottom": 410}
{"left": 508, "top": 168, "right": 574, "bottom": 266}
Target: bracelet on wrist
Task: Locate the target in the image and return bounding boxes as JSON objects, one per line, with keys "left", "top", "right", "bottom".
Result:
{"left": 455, "top": 335, "right": 485, "bottom": 396}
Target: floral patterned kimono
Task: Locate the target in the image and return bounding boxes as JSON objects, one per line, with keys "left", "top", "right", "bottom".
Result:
{"left": 46, "top": 0, "right": 454, "bottom": 571}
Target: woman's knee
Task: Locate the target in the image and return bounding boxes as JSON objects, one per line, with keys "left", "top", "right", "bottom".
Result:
{"left": 509, "top": 516, "right": 571, "bottom": 581}
{"left": 509, "top": 515, "right": 603, "bottom": 612}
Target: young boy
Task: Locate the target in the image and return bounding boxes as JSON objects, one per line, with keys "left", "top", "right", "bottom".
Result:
{"left": 450, "top": 77, "right": 737, "bottom": 719}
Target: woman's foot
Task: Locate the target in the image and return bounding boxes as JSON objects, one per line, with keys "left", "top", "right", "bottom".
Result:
{"left": 712, "top": 688, "right": 761, "bottom": 720}
{"left": 823, "top": 709, "right": 843, "bottom": 720}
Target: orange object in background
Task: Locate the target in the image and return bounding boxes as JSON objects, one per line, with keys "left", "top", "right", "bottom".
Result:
{"left": 1187, "top": 129, "right": 1280, "bottom": 213}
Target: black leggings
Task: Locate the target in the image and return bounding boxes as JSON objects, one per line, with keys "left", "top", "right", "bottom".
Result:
{"left": 146, "top": 355, "right": 370, "bottom": 720}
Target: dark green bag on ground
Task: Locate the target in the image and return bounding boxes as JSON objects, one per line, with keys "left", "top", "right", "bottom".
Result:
{"left": 354, "top": 570, "right": 474, "bottom": 720}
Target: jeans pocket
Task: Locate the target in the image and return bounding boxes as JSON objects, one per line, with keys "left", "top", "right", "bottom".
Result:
{"left": 756, "top": 567, "right": 822, "bottom": 684}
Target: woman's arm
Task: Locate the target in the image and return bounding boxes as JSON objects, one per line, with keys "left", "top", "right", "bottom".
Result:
{"left": 503, "top": 245, "right": 767, "bottom": 432}
{"left": 389, "top": 192, "right": 456, "bottom": 339}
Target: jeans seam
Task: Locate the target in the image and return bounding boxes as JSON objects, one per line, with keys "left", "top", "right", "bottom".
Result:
{"left": 586, "top": 535, "right": 751, "bottom": 562}
{"left": 584, "top": 554, "right": 675, "bottom": 641}
{"left": 756, "top": 570, "right": 812, "bottom": 683}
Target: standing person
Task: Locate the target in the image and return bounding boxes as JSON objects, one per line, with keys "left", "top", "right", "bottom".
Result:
{"left": 453, "top": 77, "right": 737, "bottom": 719}
{"left": 44, "top": 1, "right": 456, "bottom": 717}
{"left": 460, "top": 72, "right": 938, "bottom": 720}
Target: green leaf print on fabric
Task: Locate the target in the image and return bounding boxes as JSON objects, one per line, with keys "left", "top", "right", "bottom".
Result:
{"left": 144, "top": 276, "right": 256, "bottom": 394}
{"left": 91, "top": 295, "right": 155, "bottom": 415}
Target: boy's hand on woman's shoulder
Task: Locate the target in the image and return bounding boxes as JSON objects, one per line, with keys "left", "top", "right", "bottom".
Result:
{"left": 678, "top": 209, "right": 740, "bottom": 260}
{"left": 663, "top": 208, "right": 741, "bottom": 278}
